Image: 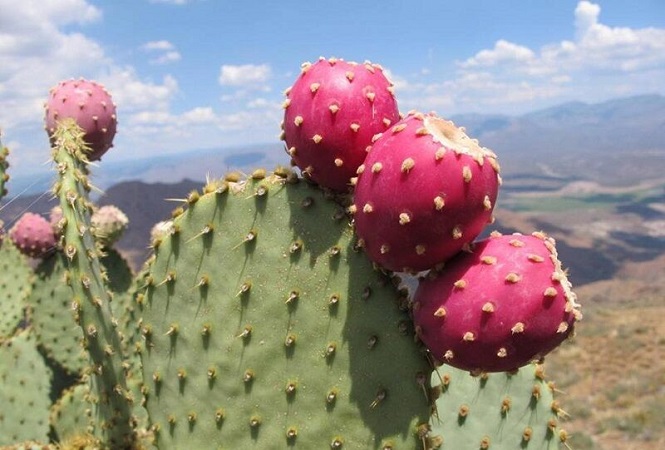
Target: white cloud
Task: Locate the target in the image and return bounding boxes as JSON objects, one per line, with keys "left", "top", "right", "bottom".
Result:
{"left": 460, "top": 40, "right": 535, "bottom": 68}
{"left": 181, "top": 107, "right": 218, "bottom": 124}
{"left": 247, "top": 98, "right": 270, "bottom": 109}
{"left": 142, "top": 40, "right": 175, "bottom": 51}
{"left": 151, "top": 51, "right": 181, "bottom": 65}
{"left": 574, "top": 1, "right": 603, "bottom": 39}
{"left": 141, "top": 40, "right": 181, "bottom": 65}
{"left": 219, "top": 64, "right": 272, "bottom": 87}
{"left": 100, "top": 68, "right": 179, "bottom": 113}
{"left": 397, "top": 1, "right": 665, "bottom": 115}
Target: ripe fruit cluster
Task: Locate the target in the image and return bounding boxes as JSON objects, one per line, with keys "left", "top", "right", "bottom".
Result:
{"left": 282, "top": 57, "right": 581, "bottom": 372}
{"left": 38, "top": 60, "right": 581, "bottom": 374}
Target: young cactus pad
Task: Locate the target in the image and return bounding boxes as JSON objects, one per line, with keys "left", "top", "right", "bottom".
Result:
{"left": 0, "top": 329, "right": 53, "bottom": 445}
{"left": 28, "top": 248, "right": 133, "bottom": 376}
{"left": 139, "top": 171, "right": 432, "bottom": 449}
{"left": 428, "top": 363, "right": 566, "bottom": 449}
{"left": 0, "top": 240, "right": 32, "bottom": 340}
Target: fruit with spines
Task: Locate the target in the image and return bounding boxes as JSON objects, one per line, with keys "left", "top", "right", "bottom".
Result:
{"left": 351, "top": 111, "right": 501, "bottom": 273}
{"left": 44, "top": 78, "right": 117, "bottom": 161}
{"left": 8, "top": 212, "right": 57, "bottom": 259}
{"left": 281, "top": 57, "right": 399, "bottom": 192}
{"left": 0, "top": 64, "right": 591, "bottom": 449}
{"left": 91, "top": 204, "right": 129, "bottom": 247}
{"left": 413, "top": 231, "right": 581, "bottom": 373}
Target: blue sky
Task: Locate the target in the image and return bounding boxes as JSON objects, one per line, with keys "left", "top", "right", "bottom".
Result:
{"left": 0, "top": 0, "right": 664, "bottom": 177}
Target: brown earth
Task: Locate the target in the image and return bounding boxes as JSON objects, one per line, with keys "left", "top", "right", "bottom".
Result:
{"left": 546, "top": 258, "right": 665, "bottom": 450}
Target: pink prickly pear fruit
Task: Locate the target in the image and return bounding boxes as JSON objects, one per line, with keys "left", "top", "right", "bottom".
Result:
{"left": 44, "top": 78, "right": 117, "bottom": 161}
{"left": 8, "top": 212, "right": 57, "bottom": 258}
{"left": 281, "top": 57, "right": 399, "bottom": 192}
{"left": 351, "top": 111, "right": 501, "bottom": 273}
{"left": 412, "top": 231, "right": 582, "bottom": 373}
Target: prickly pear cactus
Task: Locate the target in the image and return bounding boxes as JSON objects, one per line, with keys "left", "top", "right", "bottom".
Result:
{"left": 28, "top": 248, "right": 133, "bottom": 376}
{"left": 0, "top": 329, "right": 53, "bottom": 445}
{"left": 50, "top": 119, "right": 137, "bottom": 448}
{"left": 139, "top": 170, "right": 432, "bottom": 449}
{"left": 0, "top": 240, "right": 32, "bottom": 339}
{"left": 428, "top": 363, "right": 566, "bottom": 449}
{"left": 50, "top": 382, "right": 92, "bottom": 442}
{"left": 29, "top": 252, "right": 89, "bottom": 375}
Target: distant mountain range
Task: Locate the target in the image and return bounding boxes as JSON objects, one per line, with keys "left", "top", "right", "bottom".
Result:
{"left": 6, "top": 93, "right": 664, "bottom": 196}
{"left": 451, "top": 94, "right": 665, "bottom": 185}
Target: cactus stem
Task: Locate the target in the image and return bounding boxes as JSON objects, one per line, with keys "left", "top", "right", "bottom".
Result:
{"left": 50, "top": 118, "right": 137, "bottom": 447}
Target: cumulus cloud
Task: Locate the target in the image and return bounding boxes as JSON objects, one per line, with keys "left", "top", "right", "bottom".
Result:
{"left": 219, "top": 64, "right": 272, "bottom": 88}
{"left": 141, "top": 40, "right": 181, "bottom": 65}
{"left": 460, "top": 40, "right": 535, "bottom": 68}
{"left": 142, "top": 40, "right": 174, "bottom": 51}
{"left": 399, "top": 1, "right": 665, "bottom": 115}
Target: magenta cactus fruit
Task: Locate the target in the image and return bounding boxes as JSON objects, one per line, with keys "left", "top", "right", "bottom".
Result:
{"left": 281, "top": 57, "right": 399, "bottom": 192}
{"left": 44, "top": 78, "right": 117, "bottom": 161}
{"left": 351, "top": 111, "right": 501, "bottom": 273}
{"left": 8, "top": 212, "right": 57, "bottom": 258}
{"left": 412, "top": 231, "right": 582, "bottom": 373}
{"left": 91, "top": 205, "right": 129, "bottom": 246}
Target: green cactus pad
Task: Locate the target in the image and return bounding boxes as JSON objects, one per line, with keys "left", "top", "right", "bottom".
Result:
{"left": 50, "top": 382, "right": 93, "bottom": 442}
{"left": 29, "top": 252, "right": 88, "bottom": 375}
{"left": 428, "top": 363, "right": 566, "bottom": 449}
{"left": 51, "top": 119, "right": 137, "bottom": 447}
{"left": 0, "top": 240, "right": 32, "bottom": 339}
{"left": 0, "top": 329, "right": 53, "bottom": 445}
{"left": 29, "top": 248, "right": 133, "bottom": 376}
{"left": 49, "top": 382, "right": 121, "bottom": 449}
{"left": 140, "top": 172, "right": 432, "bottom": 449}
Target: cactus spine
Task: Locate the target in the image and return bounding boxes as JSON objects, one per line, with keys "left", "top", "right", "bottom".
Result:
{"left": 50, "top": 118, "right": 137, "bottom": 448}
